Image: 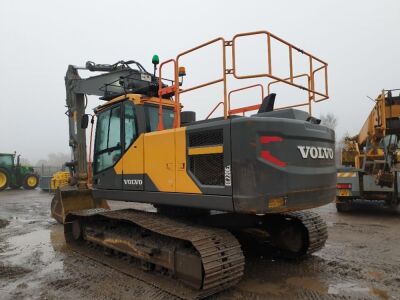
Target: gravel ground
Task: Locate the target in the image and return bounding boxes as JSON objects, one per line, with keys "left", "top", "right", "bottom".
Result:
{"left": 0, "top": 189, "right": 399, "bottom": 300}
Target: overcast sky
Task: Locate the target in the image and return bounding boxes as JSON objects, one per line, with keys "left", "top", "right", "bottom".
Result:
{"left": 0, "top": 0, "right": 399, "bottom": 163}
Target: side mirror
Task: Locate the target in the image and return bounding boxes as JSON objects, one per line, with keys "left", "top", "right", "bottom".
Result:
{"left": 81, "top": 114, "right": 89, "bottom": 129}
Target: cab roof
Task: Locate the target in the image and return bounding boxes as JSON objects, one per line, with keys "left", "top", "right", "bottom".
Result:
{"left": 95, "top": 93, "right": 175, "bottom": 113}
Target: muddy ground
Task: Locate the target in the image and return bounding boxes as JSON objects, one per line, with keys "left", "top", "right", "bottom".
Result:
{"left": 0, "top": 190, "right": 399, "bottom": 300}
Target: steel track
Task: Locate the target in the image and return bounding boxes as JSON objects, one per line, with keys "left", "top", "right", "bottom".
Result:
{"left": 284, "top": 210, "right": 328, "bottom": 255}
{"left": 65, "top": 208, "right": 245, "bottom": 299}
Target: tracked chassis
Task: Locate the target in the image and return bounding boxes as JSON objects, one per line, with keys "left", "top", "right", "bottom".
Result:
{"left": 64, "top": 208, "right": 327, "bottom": 299}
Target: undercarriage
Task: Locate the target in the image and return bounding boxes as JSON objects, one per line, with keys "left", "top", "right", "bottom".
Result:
{"left": 65, "top": 207, "right": 328, "bottom": 299}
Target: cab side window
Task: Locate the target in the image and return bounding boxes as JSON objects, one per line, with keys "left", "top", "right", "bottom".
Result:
{"left": 144, "top": 105, "right": 175, "bottom": 132}
{"left": 124, "top": 101, "right": 138, "bottom": 150}
{"left": 94, "top": 105, "right": 121, "bottom": 173}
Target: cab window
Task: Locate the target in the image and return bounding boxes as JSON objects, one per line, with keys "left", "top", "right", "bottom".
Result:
{"left": 94, "top": 105, "right": 121, "bottom": 174}
{"left": 144, "top": 105, "right": 174, "bottom": 132}
{"left": 0, "top": 155, "right": 13, "bottom": 167}
{"left": 124, "top": 101, "right": 138, "bottom": 150}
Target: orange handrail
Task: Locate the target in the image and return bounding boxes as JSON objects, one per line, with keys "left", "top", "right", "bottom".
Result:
{"left": 176, "top": 37, "right": 228, "bottom": 119}
{"left": 231, "top": 31, "right": 328, "bottom": 102}
{"left": 228, "top": 84, "right": 264, "bottom": 115}
{"left": 267, "top": 73, "right": 312, "bottom": 113}
{"left": 206, "top": 102, "right": 224, "bottom": 119}
{"left": 157, "top": 59, "right": 179, "bottom": 130}
{"left": 157, "top": 30, "right": 329, "bottom": 127}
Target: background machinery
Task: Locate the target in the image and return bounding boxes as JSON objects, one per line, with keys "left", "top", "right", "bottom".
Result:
{"left": 0, "top": 152, "right": 39, "bottom": 190}
{"left": 51, "top": 30, "right": 334, "bottom": 297}
{"left": 337, "top": 89, "right": 400, "bottom": 211}
{"left": 40, "top": 170, "right": 71, "bottom": 192}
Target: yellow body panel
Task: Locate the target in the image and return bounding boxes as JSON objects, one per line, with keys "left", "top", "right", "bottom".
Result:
{"left": 114, "top": 127, "right": 201, "bottom": 194}
{"left": 357, "top": 91, "right": 400, "bottom": 147}
{"left": 144, "top": 129, "right": 176, "bottom": 192}
{"left": 114, "top": 134, "right": 144, "bottom": 175}
{"left": 188, "top": 145, "right": 223, "bottom": 156}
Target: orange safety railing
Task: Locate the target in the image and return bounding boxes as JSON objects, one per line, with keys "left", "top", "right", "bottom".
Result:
{"left": 157, "top": 59, "right": 179, "bottom": 129}
{"left": 267, "top": 73, "right": 313, "bottom": 113}
{"left": 228, "top": 84, "right": 264, "bottom": 116}
{"left": 206, "top": 102, "right": 224, "bottom": 119}
{"left": 157, "top": 30, "right": 329, "bottom": 129}
{"left": 176, "top": 37, "right": 228, "bottom": 119}
{"left": 231, "top": 31, "right": 328, "bottom": 103}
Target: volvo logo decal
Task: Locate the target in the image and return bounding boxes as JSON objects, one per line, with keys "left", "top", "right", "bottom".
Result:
{"left": 297, "top": 146, "right": 334, "bottom": 159}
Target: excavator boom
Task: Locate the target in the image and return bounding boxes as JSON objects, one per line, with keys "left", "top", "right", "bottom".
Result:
{"left": 52, "top": 61, "right": 159, "bottom": 223}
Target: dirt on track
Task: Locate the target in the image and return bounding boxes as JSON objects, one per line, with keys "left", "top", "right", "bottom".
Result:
{"left": 0, "top": 190, "right": 399, "bottom": 300}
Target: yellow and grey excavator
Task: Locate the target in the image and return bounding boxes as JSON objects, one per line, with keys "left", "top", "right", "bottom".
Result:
{"left": 51, "top": 30, "right": 334, "bottom": 298}
{"left": 337, "top": 89, "right": 400, "bottom": 211}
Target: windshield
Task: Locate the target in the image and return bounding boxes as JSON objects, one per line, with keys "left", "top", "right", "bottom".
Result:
{"left": 144, "top": 105, "right": 175, "bottom": 132}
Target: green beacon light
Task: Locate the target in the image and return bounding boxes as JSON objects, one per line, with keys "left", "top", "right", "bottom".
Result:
{"left": 152, "top": 54, "right": 159, "bottom": 78}
{"left": 152, "top": 54, "right": 159, "bottom": 65}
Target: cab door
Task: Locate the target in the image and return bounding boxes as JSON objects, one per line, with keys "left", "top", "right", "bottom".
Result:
{"left": 121, "top": 101, "right": 144, "bottom": 190}
{"left": 93, "top": 104, "right": 123, "bottom": 190}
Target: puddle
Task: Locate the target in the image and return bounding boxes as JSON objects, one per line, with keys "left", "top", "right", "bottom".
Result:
{"left": 1, "top": 226, "right": 65, "bottom": 270}
{"left": 238, "top": 279, "right": 288, "bottom": 296}
{"left": 0, "top": 224, "right": 66, "bottom": 300}
{"left": 286, "top": 276, "right": 328, "bottom": 293}
{"left": 368, "top": 270, "right": 384, "bottom": 280}
{"left": 328, "top": 282, "right": 369, "bottom": 295}
{"left": 369, "top": 287, "right": 390, "bottom": 300}
{"left": 329, "top": 283, "right": 390, "bottom": 300}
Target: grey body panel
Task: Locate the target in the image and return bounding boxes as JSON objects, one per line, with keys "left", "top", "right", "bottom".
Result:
{"left": 93, "top": 168, "right": 122, "bottom": 190}
{"left": 253, "top": 109, "right": 310, "bottom": 121}
{"left": 92, "top": 189, "right": 234, "bottom": 211}
{"left": 230, "top": 111, "right": 336, "bottom": 213}
{"left": 363, "top": 175, "right": 397, "bottom": 192}
{"left": 337, "top": 167, "right": 400, "bottom": 201}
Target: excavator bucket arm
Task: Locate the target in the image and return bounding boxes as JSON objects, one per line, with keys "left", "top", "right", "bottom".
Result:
{"left": 51, "top": 61, "right": 154, "bottom": 223}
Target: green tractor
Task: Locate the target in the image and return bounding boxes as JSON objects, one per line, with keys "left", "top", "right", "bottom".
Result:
{"left": 0, "top": 153, "right": 39, "bottom": 191}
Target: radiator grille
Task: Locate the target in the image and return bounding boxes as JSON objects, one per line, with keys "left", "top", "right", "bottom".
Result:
{"left": 188, "top": 129, "right": 224, "bottom": 186}
{"left": 189, "top": 129, "right": 223, "bottom": 147}
{"left": 189, "top": 154, "right": 224, "bottom": 186}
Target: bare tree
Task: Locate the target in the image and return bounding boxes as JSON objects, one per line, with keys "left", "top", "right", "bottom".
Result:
{"left": 35, "top": 152, "right": 70, "bottom": 167}
{"left": 320, "top": 113, "right": 342, "bottom": 165}
{"left": 319, "top": 113, "right": 338, "bottom": 131}
{"left": 19, "top": 157, "right": 31, "bottom": 166}
{"left": 334, "top": 132, "right": 353, "bottom": 167}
